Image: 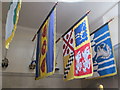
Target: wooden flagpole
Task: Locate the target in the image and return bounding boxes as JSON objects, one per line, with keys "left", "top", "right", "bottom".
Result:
{"left": 56, "top": 17, "right": 114, "bottom": 43}
{"left": 56, "top": 10, "right": 91, "bottom": 43}
{"left": 32, "top": 2, "right": 58, "bottom": 42}
{"left": 90, "top": 18, "right": 114, "bottom": 36}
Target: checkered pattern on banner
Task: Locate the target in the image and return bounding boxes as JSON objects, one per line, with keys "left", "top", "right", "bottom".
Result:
{"left": 64, "top": 52, "right": 74, "bottom": 78}
{"left": 63, "top": 16, "right": 93, "bottom": 81}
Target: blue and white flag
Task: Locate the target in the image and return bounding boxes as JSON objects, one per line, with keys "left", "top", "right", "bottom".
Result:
{"left": 89, "top": 23, "right": 117, "bottom": 79}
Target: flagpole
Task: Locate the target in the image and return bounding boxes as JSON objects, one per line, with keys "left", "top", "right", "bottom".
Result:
{"left": 32, "top": 2, "right": 58, "bottom": 42}
{"left": 90, "top": 18, "right": 114, "bottom": 36}
{"left": 56, "top": 10, "right": 91, "bottom": 44}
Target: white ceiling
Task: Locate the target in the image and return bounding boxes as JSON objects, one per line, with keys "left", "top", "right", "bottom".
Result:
{"left": 2, "top": 2, "right": 118, "bottom": 34}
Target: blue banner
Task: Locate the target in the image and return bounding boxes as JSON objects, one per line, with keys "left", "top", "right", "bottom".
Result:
{"left": 90, "top": 24, "right": 117, "bottom": 79}
{"left": 35, "top": 8, "right": 56, "bottom": 80}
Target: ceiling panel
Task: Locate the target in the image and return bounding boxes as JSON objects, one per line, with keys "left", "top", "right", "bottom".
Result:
{"left": 2, "top": 2, "right": 118, "bottom": 34}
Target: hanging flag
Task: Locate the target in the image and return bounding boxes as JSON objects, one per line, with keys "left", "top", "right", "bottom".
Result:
{"left": 88, "top": 23, "right": 117, "bottom": 79}
{"left": 5, "top": 0, "right": 22, "bottom": 49}
{"left": 63, "top": 16, "right": 93, "bottom": 81}
{"left": 63, "top": 30, "right": 75, "bottom": 80}
{"left": 35, "top": 8, "right": 56, "bottom": 80}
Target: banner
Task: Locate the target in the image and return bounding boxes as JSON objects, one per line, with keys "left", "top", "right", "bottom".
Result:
{"left": 5, "top": 0, "right": 21, "bottom": 49}
{"left": 35, "top": 8, "right": 56, "bottom": 80}
{"left": 89, "top": 23, "right": 117, "bottom": 79}
{"left": 63, "top": 16, "right": 93, "bottom": 81}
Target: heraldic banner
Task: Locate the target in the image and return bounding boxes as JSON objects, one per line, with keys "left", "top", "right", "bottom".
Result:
{"left": 89, "top": 23, "right": 117, "bottom": 79}
{"left": 63, "top": 16, "right": 93, "bottom": 81}
{"left": 5, "top": 0, "right": 21, "bottom": 49}
{"left": 35, "top": 8, "right": 56, "bottom": 80}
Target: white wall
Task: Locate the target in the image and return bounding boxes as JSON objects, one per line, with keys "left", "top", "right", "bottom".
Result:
{"left": 2, "top": 25, "right": 36, "bottom": 73}
{"left": 0, "top": 1, "right": 2, "bottom": 89}
{"left": 89, "top": 17, "right": 104, "bottom": 33}
{"left": 2, "top": 73, "right": 82, "bottom": 88}
{"left": 103, "top": 4, "right": 119, "bottom": 46}
{"left": 56, "top": 34, "right": 64, "bottom": 74}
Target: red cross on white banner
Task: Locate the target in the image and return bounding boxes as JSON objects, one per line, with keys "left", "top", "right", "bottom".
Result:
{"left": 63, "top": 30, "right": 74, "bottom": 57}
